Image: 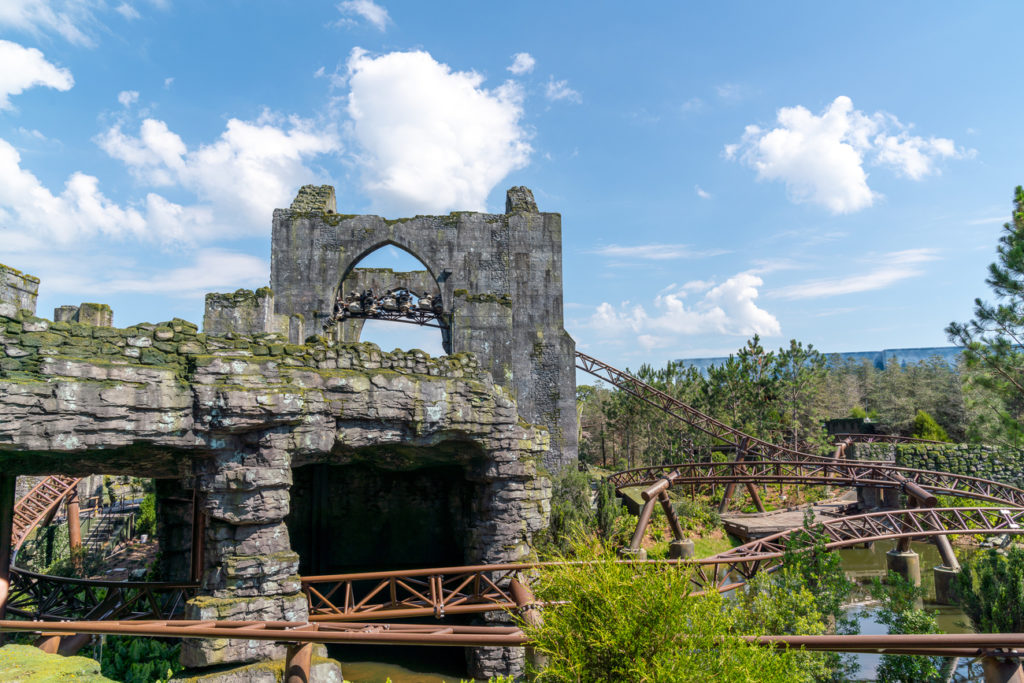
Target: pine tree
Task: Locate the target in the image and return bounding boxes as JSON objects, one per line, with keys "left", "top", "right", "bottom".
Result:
{"left": 947, "top": 185, "right": 1024, "bottom": 445}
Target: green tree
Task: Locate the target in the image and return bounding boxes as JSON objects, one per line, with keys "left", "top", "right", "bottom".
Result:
{"left": 954, "top": 546, "right": 1024, "bottom": 633}
{"left": 868, "top": 571, "right": 942, "bottom": 682}
{"left": 947, "top": 185, "right": 1024, "bottom": 446}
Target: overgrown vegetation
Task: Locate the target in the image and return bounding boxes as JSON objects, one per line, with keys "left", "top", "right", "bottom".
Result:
{"left": 954, "top": 546, "right": 1024, "bottom": 633}
{"left": 98, "top": 637, "right": 183, "bottom": 683}
{"left": 868, "top": 571, "right": 942, "bottom": 682}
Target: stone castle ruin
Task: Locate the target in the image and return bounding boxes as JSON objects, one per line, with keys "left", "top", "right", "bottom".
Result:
{"left": 0, "top": 186, "right": 576, "bottom": 680}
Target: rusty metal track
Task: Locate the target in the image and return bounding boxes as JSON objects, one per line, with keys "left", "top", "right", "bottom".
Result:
{"left": 607, "top": 460, "right": 1024, "bottom": 507}
{"left": 3, "top": 618, "right": 1024, "bottom": 657}
{"left": 5, "top": 567, "right": 197, "bottom": 622}
{"left": 11, "top": 476, "right": 80, "bottom": 550}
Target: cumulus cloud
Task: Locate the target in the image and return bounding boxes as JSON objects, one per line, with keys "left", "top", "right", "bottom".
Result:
{"left": 695, "top": 185, "right": 711, "bottom": 199}
{"left": 507, "top": 52, "right": 535, "bottom": 75}
{"left": 117, "top": 89, "right": 139, "bottom": 107}
{"left": 97, "top": 111, "right": 340, "bottom": 232}
{"left": 0, "top": 40, "right": 73, "bottom": 109}
{"left": 771, "top": 248, "right": 939, "bottom": 299}
{"left": 336, "top": 0, "right": 390, "bottom": 31}
{"left": 0, "top": 137, "right": 146, "bottom": 242}
{"left": 589, "top": 273, "right": 781, "bottom": 344}
{"left": 589, "top": 243, "right": 728, "bottom": 260}
{"left": 344, "top": 48, "right": 531, "bottom": 215}
{"left": 545, "top": 76, "right": 581, "bottom": 103}
{"left": 726, "top": 96, "right": 969, "bottom": 214}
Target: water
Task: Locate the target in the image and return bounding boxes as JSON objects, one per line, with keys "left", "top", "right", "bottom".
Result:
{"left": 839, "top": 540, "right": 978, "bottom": 682}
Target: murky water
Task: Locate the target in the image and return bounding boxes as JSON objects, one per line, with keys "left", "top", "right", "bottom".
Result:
{"left": 334, "top": 541, "right": 984, "bottom": 682}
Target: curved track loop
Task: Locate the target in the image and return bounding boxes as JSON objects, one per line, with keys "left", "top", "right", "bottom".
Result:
{"left": 11, "top": 475, "right": 80, "bottom": 550}
{"left": 5, "top": 567, "right": 196, "bottom": 621}
{"left": 608, "top": 460, "right": 1024, "bottom": 507}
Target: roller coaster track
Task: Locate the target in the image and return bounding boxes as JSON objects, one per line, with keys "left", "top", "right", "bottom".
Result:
{"left": 11, "top": 475, "right": 80, "bottom": 550}
{"left": 575, "top": 351, "right": 835, "bottom": 463}
{"left": 5, "top": 351, "right": 1024, "bottom": 667}
{"left": 607, "top": 460, "right": 1024, "bottom": 507}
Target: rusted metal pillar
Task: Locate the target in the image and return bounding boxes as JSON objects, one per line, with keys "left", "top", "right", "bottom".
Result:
{"left": 285, "top": 642, "right": 314, "bottom": 683}
{"left": 0, "top": 474, "right": 15, "bottom": 624}
{"left": 67, "top": 489, "right": 82, "bottom": 551}
{"left": 627, "top": 496, "right": 658, "bottom": 552}
{"left": 983, "top": 656, "right": 1024, "bottom": 682}
{"left": 510, "top": 577, "right": 547, "bottom": 671}
{"left": 718, "top": 440, "right": 748, "bottom": 514}
{"left": 189, "top": 491, "right": 206, "bottom": 583}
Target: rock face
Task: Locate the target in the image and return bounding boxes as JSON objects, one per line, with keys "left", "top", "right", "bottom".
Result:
{"left": 0, "top": 308, "right": 551, "bottom": 679}
{"left": 269, "top": 185, "right": 578, "bottom": 471}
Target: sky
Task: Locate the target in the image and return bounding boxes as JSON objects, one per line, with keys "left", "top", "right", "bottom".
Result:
{"left": 1, "top": 1, "right": 1022, "bottom": 373}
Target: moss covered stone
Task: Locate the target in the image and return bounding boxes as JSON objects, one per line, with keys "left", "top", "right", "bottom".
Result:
{"left": 0, "top": 644, "right": 116, "bottom": 682}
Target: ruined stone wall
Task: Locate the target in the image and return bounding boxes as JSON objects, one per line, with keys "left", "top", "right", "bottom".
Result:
{"left": 852, "top": 442, "right": 1024, "bottom": 489}
{"left": 0, "top": 263, "right": 39, "bottom": 315}
{"left": 54, "top": 303, "right": 114, "bottom": 327}
{"left": 270, "top": 185, "right": 578, "bottom": 470}
{"left": 203, "top": 288, "right": 281, "bottom": 337}
{"left": 0, "top": 305, "right": 550, "bottom": 678}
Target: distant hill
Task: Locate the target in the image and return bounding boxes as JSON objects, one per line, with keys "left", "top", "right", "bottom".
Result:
{"left": 676, "top": 346, "right": 964, "bottom": 374}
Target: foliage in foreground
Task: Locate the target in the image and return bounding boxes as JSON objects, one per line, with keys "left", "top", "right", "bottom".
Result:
{"left": 521, "top": 541, "right": 819, "bottom": 683}
{"left": 954, "top": 546, "right": 1024, "bottom": 633}
{"left": 868, "top": 571, "right": 942, "bottom": 683}
{"left": 99, "top": 636, "right": 182, "bottom": 683}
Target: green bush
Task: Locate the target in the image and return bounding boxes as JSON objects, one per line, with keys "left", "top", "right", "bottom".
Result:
{"left": 673, "top": 497, "right": 721, "bottom": 532}
{"left": 137, "top": 492, "right": 156, "bottom": 537}
{"left": 912, "top": 409, "right": 950, "bottom": 442}
{"left": 100, "top": 636, "right": 182, "bottom": 683}
{"left": 522, "top": 543, "right": 810, "bottom": 682}
{"left": 955, "top": 546, "right": 1024, "bottom": 633}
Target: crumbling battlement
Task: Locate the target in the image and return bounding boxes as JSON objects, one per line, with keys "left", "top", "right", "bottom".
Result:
{"left": 0, "top": 263, "right": 39, "bottom": 315}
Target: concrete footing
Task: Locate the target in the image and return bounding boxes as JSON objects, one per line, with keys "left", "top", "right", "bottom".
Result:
{"left": 886, "top": 549, "right": 921, "bottom": 586}
{"left": 982, "top": 656, "right": 1024, "bottom": 683}
{"left": 669, "top": 539, "right": 695, "bottom": 559}
{"left": 933, "top": 565, "right": 960, "bottom": 605}
{"left": 618, "top": 547, "right": 648, "bottom": 560}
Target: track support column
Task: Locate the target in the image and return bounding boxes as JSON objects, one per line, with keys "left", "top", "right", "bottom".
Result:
{"left": 67, "top": 489, "right": 82, "bottom": 551}
{"left": 0, "top": 474, "right": 14, "bottom": 624}
{"left": 983, "top": 656, "right": 1024, "bottom": 682}
{"left": 285, "top": 642, "right": 313, "bottom": 683}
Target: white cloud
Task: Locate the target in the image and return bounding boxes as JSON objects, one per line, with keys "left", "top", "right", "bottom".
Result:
{"left": 726, "top": 96, "right": 970, "bottom": 214}
{"left": 344, "top": 48, "right": 531, "bottom": 215}
{"left": 590, "top": 272, "right": 781, "bottom": 339}
{"left": 771, "top": 248, "right": 939, "bottom": 299}
{"left": 715, "top": 83, "right": 746, "bottom": 101}
{"left": 97, "top": 112, "right": 340, "bottom": 233}
{"left": 545, "top": 76, "right": 581, "bottom": 103}
{"left": 117, "top": 89, "right": 139, "bottom": 107}
{"left": 0, "top": 0, "right": 99, "bottom": 45}
{"left": 0, "top": 40, "right": 73, "bottom": 109}
{"left": 163, "top": 76, "right": 174, "bottom": 89}
{"left": 336, "top": 0, "right": 390, "bottom": 31}
{"left": 589, "top": 243, "right": 729, "bottom": 260}
{"left": 115, "top": 3, "right": 139, "bottom": 19}
{"left": 695, "top": 185, "right": 711, "bottom": 199}
{"left": 0, "top": 137, "right": 146, "bottom": 242}
{"left": 681, "top": 97, "right": 704, "bottom": 113}
{"left": 79, "top": 249, "right": 269, "bottom": 298}
{"left": 507, "top": 52, "right": 535, "bottom": 75}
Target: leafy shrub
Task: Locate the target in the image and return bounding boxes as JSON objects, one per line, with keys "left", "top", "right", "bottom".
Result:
{"left": 673, "top": 497, "right": 721, "bottom": 532}
{"left": 912, "top": 409, "right": 950, "bottom": 442}
{"left": 137, "top": 492, "right": 156, "bottom": 537}
{"left": 100, "top": 636, "right": 182, "bottom": 683}
{"left": 521, "top": 542, "right": 810, "bottom": 682}
{"left": 955, "top": 546, "right": 1024, "bottom": 632}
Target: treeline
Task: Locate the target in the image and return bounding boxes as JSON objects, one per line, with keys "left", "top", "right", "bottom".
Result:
{"left": 577, "top": 335, "right": 1021, "bottom": 470}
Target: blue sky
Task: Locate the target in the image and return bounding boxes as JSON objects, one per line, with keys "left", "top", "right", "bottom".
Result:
{"left": 1, "top": 1, "right": 1021, "bottom": 372}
